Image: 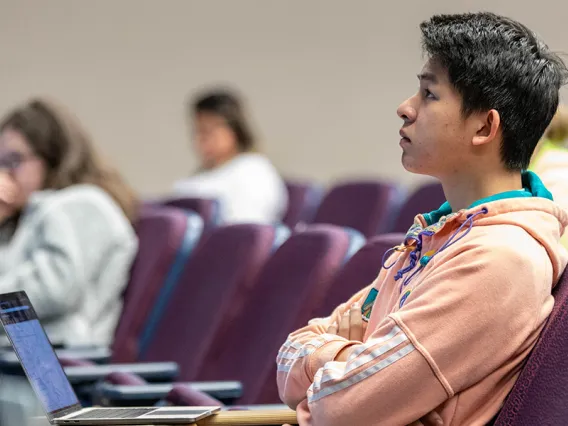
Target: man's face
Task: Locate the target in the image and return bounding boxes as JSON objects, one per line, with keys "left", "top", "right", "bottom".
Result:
{"left": 396, "top": 59, "right": 479, "bottom": 179}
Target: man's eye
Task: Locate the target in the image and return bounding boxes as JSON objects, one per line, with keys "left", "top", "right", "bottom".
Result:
{"left": 423, "top": 89, "right": 436, "bottom": 99}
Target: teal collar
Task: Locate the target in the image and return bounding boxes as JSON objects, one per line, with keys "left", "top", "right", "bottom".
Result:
{"left": 422, "top": 171, "right": 552, "bottom": 226}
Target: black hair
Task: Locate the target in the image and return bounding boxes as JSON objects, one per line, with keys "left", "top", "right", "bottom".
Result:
{"left": 420, "top": 12, "right": 568, "bottom": 170}
{"left": 190, "top": 88, "right": 256, "bottom": 152}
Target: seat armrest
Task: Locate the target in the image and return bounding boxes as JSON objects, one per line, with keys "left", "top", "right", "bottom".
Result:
{"left": 64, "top": 362, "right": 179, "bottom": 385}
{"left": 95, "top": 381, "right": 242, "bottom": 406}
{"left": 226, "top": 404, "right": 292, "bottom": 411}
{"left": 57, "top": 346, "right": 111, "bottom": 363}
{"left": 0, "top": 347, "right": 111, "bottom": 374}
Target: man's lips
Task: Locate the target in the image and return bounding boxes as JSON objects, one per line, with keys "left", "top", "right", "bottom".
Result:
{"left": 399, "top": 129, "right": 411, "bottom": 143}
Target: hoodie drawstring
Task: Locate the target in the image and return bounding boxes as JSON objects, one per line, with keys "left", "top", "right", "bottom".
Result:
{"left": 382, "top": 207, "right": 489, "bottom": 293}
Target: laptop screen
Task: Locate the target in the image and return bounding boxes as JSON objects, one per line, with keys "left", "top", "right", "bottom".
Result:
{"left": 0, "top": 291, "right": 80, "bottom": 416}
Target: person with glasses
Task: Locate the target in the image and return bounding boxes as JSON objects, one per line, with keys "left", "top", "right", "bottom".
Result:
{"left": 0, "top": 97, "right": 138, "bottom": 347}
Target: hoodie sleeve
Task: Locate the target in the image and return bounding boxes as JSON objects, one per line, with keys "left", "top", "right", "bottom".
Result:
{"left": 283, "top": 239, "right": 550, "bottom": 426}
{"left": 276, "top": 284, "right": 374, "bottom": 408}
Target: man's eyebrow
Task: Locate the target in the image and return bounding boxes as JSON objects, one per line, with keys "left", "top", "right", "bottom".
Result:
{"left": 417, "top": 72, "right": 438, "bottom": 84}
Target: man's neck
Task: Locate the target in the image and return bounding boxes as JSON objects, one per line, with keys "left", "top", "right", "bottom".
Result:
{"left": 440, "top": 170, "right": 523, "bottom": 212}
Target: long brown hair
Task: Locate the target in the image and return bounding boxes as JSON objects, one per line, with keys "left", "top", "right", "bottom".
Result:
{"left": 0, "top": 98, "right": 138, "bottom": 222}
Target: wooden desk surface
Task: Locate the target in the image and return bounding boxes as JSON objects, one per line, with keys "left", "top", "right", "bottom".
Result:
{"left": 196, "top": 408, "right": 297, "bottom": 425}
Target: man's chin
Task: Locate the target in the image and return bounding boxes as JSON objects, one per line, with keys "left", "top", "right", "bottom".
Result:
{"left": 401, "top": 154, "right": 417, "bottom": 173}
{"left": 401, "top": 155, "right": 431, "bottom": 176}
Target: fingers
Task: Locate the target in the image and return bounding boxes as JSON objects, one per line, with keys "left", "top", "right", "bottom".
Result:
{"left": 349, "top": 303, "right": 364, "bottom": 342}
{"left": 0, "top": 173, "right": 17, "bottom": 205}
{"left": 328, "top": 304, "right": 366, "bottom": 341}
{"left": 326, "top": 322, "right": 338, "bottom": 335}
{"left": 338, "top": 310, "right": 350, "bottom": 339}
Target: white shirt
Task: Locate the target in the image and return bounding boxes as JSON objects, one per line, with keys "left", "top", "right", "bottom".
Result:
{"left": 172, "top": 153, "right": 288, "bottom": 224}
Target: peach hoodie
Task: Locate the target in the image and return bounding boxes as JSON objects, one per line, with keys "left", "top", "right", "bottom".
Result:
{"left": 277, "top": 171, "right": 568, "bottom": 426}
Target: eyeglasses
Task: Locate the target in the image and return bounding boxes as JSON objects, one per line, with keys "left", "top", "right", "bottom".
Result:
{"left": 0, "top": 152, "right": 36, "bottom": 171}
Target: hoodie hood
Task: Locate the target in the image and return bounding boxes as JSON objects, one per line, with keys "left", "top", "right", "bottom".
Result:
{"left": 395, "top": 171, "right": 568, "bottom": 286}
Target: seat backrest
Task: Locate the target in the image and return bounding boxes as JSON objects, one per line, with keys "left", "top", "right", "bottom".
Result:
{"left": 282, "top": 180, "right": 324, "bottom": 228}
{"left": 140, "top": 224, "right": 286, "bottom": 381}
{"left": 111, "top": 206, "right": 203, "bottom": 362}
{"left": 392, "top": 181, "right": 445, "bottom": 233}
{"left": 493, "top": 268, "right": 568, "bottom": 425}
{"left": 314, "top": 233, "right": 406, "bottom": 319}
{"left": 162, "top": 197, "right": 221, "bottom": 229}
{"left": 197, "top": 225, "right": 360, "bottom": 404}
{"left": 313, "top": 180, "right": 402, "bottom": 237}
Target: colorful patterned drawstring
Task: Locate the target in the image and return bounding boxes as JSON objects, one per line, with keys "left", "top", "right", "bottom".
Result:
{"left": 385, "top": 207, "right": 488, "bottom": 293}
{"left": 381, "top": 243, "right": 408, "bottom": 269}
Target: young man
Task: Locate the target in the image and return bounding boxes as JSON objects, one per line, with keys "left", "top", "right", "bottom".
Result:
{"left": 277, "top": 12, "right": 568, "bottom": 426}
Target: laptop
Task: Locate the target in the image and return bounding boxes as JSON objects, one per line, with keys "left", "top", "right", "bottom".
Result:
{"left": 0, "top": 291, "right": 221, "bottom": 424}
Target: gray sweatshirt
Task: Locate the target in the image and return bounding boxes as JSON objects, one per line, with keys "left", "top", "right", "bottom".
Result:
{"left": 0, "top": 184, "right": 138, "bottom": 346}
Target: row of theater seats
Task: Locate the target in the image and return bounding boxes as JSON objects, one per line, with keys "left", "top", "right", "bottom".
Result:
{"left": 85, "top": 208, "right": 405, "bottom": 406}
{"left": 154, "top": 179, "right": 447, "bottom": 238}
{"left": 3, "top": 205, "right": 407, "bottom": 410}
{"left": 283, "top": 179, "right": 446, "bottom": 236}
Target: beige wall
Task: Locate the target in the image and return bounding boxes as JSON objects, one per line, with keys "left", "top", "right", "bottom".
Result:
{"left": 0, "top": 0, "right": 566, "bottom": 196}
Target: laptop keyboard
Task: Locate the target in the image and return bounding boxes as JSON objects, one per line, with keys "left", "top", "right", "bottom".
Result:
{"left": 69, "top": 408, "right": 156, "bottom": 419}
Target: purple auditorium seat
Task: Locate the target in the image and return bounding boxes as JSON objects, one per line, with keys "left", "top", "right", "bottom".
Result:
{"left": 59, "top": 358, "right": 96, "bottom": 367}
{"left": 136, "top": 224, "right": 286, "bottom": 380}
{"left": 492, "top": 267, "right": 568, "bottom": 425}
{"left": 111, "top": 207, "right": 203, "bottom": 363}
{"left": 392, "top": 181, "right": 445, "bottom": 233}
{"left": 166, "top": 385, "right": 222, "bottom": 407}
{"left": 282, "top": 180, "right": 324, "bottom": 228}
{"left": 179, "top": 225, "right": 364, "bottom": 405}
{"left": 312, "top": 180, "right": 403, "bottom": 238}
{"left": 105, "top": 371, "right": 147, "bottom": 386}
{"left": 313, "top": 233, "right": 406, "bottom": 319}
{"left": 161, "top": 197, "right": 220, "bottom": 230}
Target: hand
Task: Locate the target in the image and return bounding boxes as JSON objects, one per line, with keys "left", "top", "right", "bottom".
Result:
{"left": 0, "top": 173, "right": 18, "bottom": 223}
{"left": 326, "top": 303, "right": 366, "bottom": 341}
{"left": 326, "top": 304, "right": 367, "bottom": 363}
{"left": 0, "top": 173, "right": 17, "bottom": 204}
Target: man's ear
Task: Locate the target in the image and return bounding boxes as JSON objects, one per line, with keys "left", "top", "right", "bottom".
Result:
{"left": 472, "top": 109, "right": 500, "bottom": 146}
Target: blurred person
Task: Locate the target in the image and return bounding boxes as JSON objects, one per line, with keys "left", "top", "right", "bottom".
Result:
{"left": 172, "top": 88, "right": 288, "bottom": 224}
{"left": 530, "top": 104, "right": 568, "bottom": 247}
{"left": 0, "top": 98, "right": 138, "bottom": 347}
{"left": 278, "top": 12, "right": 568, "bottom": 426}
